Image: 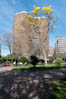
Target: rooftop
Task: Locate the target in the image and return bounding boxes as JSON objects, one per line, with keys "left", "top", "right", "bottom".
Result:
{"left": 15, "top": 11, "right": 46, "bottom": 19}
{"left": 15, "top": 11, "right": 27, "bottom": 15}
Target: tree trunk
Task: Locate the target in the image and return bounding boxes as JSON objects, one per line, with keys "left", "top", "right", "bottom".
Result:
{"left": 9, "top": 50, "right": 13, "bottom": 66}
{"left": 42, "top": 46, "right": 47, "bottom": 65}
{"left": 32, "top": 25, "right": 48, "bottom": 65}
{"left": 40, "top": 36, "right": 47, "bottom": 65}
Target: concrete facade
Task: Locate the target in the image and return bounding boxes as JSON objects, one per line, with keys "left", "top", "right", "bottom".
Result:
{"left": 48, "top": 47, "right": 54, "bottom": 57}
{"left": 55, "top": 36, "right": 66, "bottom": 58}
{"left": 13, "top": 12, "right": 49, "bottom": 59}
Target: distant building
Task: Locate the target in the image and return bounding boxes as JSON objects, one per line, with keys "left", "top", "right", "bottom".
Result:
{"left": 48, "top": 47, "right": 54, "bottom": 57}
{"left": 55, "top": 36, "right": 66, "bottom": 58}
{"left": 13, "top": 12, "right": 49, "bottom": 59}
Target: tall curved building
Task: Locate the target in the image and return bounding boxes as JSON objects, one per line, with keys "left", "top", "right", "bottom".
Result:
{"left": 13, "top": 12, "right": 49, "bottom": 59}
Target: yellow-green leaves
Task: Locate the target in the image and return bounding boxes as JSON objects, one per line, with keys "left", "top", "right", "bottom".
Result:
{"left": 20, "top": 17, "right": 24, "bottom": 21}
{"left": 31, "top": 6, "right": 40, "bottom": 15}
{"left": 42, "top": 6, "right": 54, "bottom": 15}
{"left": 31, "top": 5, "right": 53, "bottom": 15}
{"left": 26, "top": 19, "right": 33, "bottom": 25}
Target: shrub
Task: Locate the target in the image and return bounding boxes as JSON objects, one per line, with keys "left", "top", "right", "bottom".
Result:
{"left": 48, "top": 56, "right": 54, "bottom": 64}
{"left": 55, "top": 59, "right": 64, "bottom": 66}
{"left": 30, "top": 55, "right": 39, "bottom": 67}
{"left": 0, "top": 57, "right": 3, "bottom": 63}
{"left": 20, "top": 56, "right": 28, "bottom": 65}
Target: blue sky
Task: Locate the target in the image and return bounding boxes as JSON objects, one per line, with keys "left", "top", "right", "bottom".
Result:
{"left": 0, "top": 0, "right": 66, "bottom": 56}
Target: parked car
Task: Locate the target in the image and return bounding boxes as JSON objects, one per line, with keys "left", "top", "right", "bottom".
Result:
{"left": 13, "top": 61, "right": 16, "bottom": 65}
{"left": 17, "top": 62, "right": 23, "bottom": 66}
{"left": 13, "top": 61, "right": 23, "bottom": 66}
{"left": 3, "top": 64, "right": 11, "bottom": 66}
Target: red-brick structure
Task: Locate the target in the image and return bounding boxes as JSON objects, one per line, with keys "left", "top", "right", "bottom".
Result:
{"left": 13, "top": 12, "right": 49, "bottom": 59}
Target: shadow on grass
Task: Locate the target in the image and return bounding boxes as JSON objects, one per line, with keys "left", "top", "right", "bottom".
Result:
{"left": 13, "top": 64, "right": 66, "bottom": 71}
{"left": 51, "top": 77, "right": 66, "bottom": 99}
{"left": 0, "top": 67, "right": 66, "bottom": 99}
{"left": 0, "top": 70, "right": 53, "bottom": 99}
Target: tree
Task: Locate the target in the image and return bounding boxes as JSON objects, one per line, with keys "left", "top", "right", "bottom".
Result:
{"left": 3, "top": 31, "right": 13, "bottom": 65}
{"left": 55, "top": 59, "right": 64, "bottom": 66}
{"left": 20, "top": 13, "right": 49, "bottom": 65}
{"left": 16, "top": 6, "right": 56, "bottom": 65}
{"left": 30, "top": 55, "right": 39, "bottom": 67}
{"left": 3, "top": 31, "right": 13, "bottom": 55}
{"left": 20, "top": 56, "right": 28, "bottom": 65}
{"left": 59, "top": 52, "right": 66, "bottom": 61}
{"left": 29, "top": 6, "right": 56, "bottom": 65}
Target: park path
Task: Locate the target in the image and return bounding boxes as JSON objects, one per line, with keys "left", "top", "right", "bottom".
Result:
{"left": 0, "top": 66, "right": 11, "bottom": 73}
{"left": 0, "top": 68, "right": 66, "bottom": 99}
{"left": 0, "top": 67, "right": 66, "bottom": 80}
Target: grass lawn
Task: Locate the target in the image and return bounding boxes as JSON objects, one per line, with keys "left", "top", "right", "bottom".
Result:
{"left": 12, "top": 64, "right": 66, "bottom": 71}
{"left": 51, "top": 77, "right": 66, "bottom": 99}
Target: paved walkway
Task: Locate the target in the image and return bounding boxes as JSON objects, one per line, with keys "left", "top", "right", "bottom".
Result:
{"left": 0, "top": 66, "right": 11, "bottom": 73}
{"left": 0, "top": 68, "right": 66, "bottom": 99}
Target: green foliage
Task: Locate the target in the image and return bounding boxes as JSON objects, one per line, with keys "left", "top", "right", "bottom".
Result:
{"left": 30, "top": 55, "right": 39, "bottom": 67}
{"left": 0, "top": 56, "right": 8, "bottom": 62}
{"left": 0, "top": 56, "right": 3, "bottom": 62}
{"left": 51, "top": 77, "right": 66, "bottom": 99}
{"left": 55, "top": 59, "right": 64, "bottom": 66}
{"left": 12, "top": 63, "right": 66, "bottom": 71}
{"left": 20, "top": 56, "right": 28, "bottom": 65}
{"left": 0, "top": 56, "right": 12, "bottom": 63}
{"left": 48, "top": 56, "right": 54, "bottom": 63}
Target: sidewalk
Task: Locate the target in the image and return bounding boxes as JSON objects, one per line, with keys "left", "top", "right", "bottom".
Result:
{"left": 0, "top": 66, "right": 11, "bottom": 73}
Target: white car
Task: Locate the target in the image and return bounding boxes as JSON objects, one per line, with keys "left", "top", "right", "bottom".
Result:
{"left": 13, "top": 61, "right": 16, "bottom": 65}
{"left": 18, "top": 62, "right": 23, "bottom": 65}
